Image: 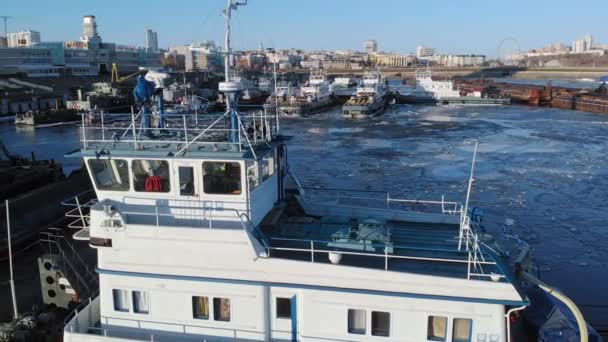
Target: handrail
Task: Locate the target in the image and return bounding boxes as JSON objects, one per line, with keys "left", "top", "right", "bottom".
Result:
{"left": 79, "top": 110, "right": 279, "bottom": 157}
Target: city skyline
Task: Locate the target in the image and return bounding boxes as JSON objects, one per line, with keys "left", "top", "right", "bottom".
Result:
{"left": 2, "top": 0, "right": 607, "bottom": 56}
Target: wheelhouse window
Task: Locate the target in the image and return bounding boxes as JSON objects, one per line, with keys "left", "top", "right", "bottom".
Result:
{"left": 178, "top": 166, "right": 195, "bottom": 196}
{"left": 132, "top": 291, "right": 150, "bottom": 314}
{"left": 452, "top": 318, "right": 472, "bottom": 342}
{"left": 427, "top": 316, "right": 447, "bottom": 341}
{"left": 203, "top": 162, "right": 242, "bottom": 195}
{"left": 260, "top": 153, "right": 275, "bottom": 181}
{"left": 213, "top": 297, "right": 231, "bottom": 321}
{"left": 348, "top": 309, "right": 366, "bottom": 335}
{"left": 132, "top": 160, "right": 170, "bottom": 193}
{"left": 88, "top": 159, "right": 129, "bottom": 191}
{"left": 112, "top": 289, "right": 129, "bottom": 312}
{"left": 247, "top": 161, "right": 259, "bottom": 190}
{"left": 192, "top": 296, "right": 209, "bottom": 320}
{"left": 276, "top": 297, "right": 292, "bottom": 319}
{"left": 372, "top": 311, "right": 390, "bottom": 337}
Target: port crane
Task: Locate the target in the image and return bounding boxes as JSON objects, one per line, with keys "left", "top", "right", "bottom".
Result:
{"left": 110, "top": 63, "right": 144, "bottom": 84}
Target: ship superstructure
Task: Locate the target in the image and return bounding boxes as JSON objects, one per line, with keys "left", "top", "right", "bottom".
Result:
{"left": 342, "top": 70, "right": 389, "bottom": 117}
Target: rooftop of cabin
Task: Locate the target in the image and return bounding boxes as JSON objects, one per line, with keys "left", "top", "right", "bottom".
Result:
{"left": 260, "top": 204, "right": 510, "bottom": 284}
{"left": 74, "top": 110, "right": 279, "bottom": 158}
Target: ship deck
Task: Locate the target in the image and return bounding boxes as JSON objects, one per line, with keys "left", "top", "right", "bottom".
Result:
{"left": 261, "top": 209, "right": 508, "bottom": 283}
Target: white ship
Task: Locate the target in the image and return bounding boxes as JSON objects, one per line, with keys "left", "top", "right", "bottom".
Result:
{"left": 266, "top": 72, "right": 334, "bottom": 116}
{"left": 60, "top": 1, "right": 592, "bottom": 342}
{"left": 331, "top": 76, "right": 359, "bottom": 100}
{"left": 396, "top": 70, "right": 510, "bottom": 105}
{"left": 342, "top": 71, "right": 389, "bottom": 117}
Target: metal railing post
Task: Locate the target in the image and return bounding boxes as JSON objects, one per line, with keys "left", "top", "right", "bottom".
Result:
{"left": 155, "top": 206, "right": 159, "bottom": 226}
{"left": 81, "top": 114, "right": 87, "bottom": 149}
{"left": 310, "top": 240, "right": 314, "bottom": 262}
{"left": 183, "top": 115, "right": 188, "bottom": 145}
{"left": 131, "top": 106, "right": 138, "bottom": 149}
{"left": 386, "top": 193, "right": 390, "bottom": 208}
{"left": 101, "top": 111, "right": 105, "bottom": 142}
{"left": 384, "top": 246, "right": 388, "bottom": 270}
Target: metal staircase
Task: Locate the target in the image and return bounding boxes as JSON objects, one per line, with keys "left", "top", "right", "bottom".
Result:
{"left": 38, "top": 228, "right": 97, "bottom": 300}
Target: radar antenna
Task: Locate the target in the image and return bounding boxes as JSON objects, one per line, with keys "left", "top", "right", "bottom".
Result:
{"left": 220, "top": 0, "right": 247, "bottom": 144}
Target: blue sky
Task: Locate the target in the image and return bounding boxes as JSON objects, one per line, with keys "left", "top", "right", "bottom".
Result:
{"left": 3, "top": 0, "right": 607, "bottom": 56}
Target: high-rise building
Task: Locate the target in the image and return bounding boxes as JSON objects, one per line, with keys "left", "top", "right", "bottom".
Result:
{"left": 7, "top": 30, "right": 41, "bottom": 47}
{"left": 572, "top": 35, "right": 593, "bottom": 53}
{"left": 416, "top": 46, "right": 435, "bottom": 58}
{"left": 364, "top": 40, "right": 377, "bottom": 54}
{"left": 145, "top": 29, "right": 158, "bottom": 53}
{"left": 81, "top": 15, "right": 101, "bottom": 48}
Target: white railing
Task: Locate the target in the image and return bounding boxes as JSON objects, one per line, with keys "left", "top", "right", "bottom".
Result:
{"left": 300, "top": 187, "right": 461, "bottom": 215}
{"left": 265, "top": 236, "right": 503, "bottom": 281}
{"left": 65, "top": 300, "right": 264, "bottom": 341}
{"left": 62, "top": 192, "right": 269, "bottom": 250}
{"left": 80, "top": 107, "right": 279, "bottom": 157}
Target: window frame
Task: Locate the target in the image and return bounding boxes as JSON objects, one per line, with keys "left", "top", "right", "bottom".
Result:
{"left": 112, "top": 289, "right": 130, "bottom": 312}
{"left": 452, "top": 318, "right": 473, "bottom": 342}
{"left": 192, "top": 296, "right": 210, "bottom": 320}
{"left": 347, "top": 308, "right": 366, "bottom": 335}
{"left": 88, "top": 158, "right": 130, "bottom": 191}
{"left": 427, "top": 315, "right": 448, "bottom": 341}
{"left": 132, "top": 290, "right": 150, "bottom": 314}
{"left": 202, "top": 161, "right": 243, "bottom": 196}
{"left": 275, "top": 297, "right": 292, "bottom": 319}
{"left": 371, "top": 311, "right": 390, "bottom": 337}
{"left": 213, "top": 297, "right": 231, "bottom": 322}
{"left": 131, "top": 159, "right": 172, "bottom": 193}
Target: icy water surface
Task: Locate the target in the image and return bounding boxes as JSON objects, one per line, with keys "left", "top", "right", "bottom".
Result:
{"left": 282, "top": 105, "right": 608, "bottom": 329}
{"left": 1, "top": 104, "right": 607, "bottom": 328}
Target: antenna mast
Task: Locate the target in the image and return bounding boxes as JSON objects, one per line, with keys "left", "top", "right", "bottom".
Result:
{"left": 223, "top": 0, "right": 247, "bottom": 83}
{"left": 0, "top": 16, "right": 12, "bottom": 39}
{"left": 219, "top": 0, "right": 247, "bottom": 144}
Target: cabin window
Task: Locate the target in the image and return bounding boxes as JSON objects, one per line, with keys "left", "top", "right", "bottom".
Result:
{"left": 112, "top": 289, "right": 130, "bottom": 312}
{"left": 372, "top": 311, "right": 390, "bottom": 337}
{"left": 247, "top": 161, "right": 259, "bottom": 190}
{"left": 203, "top": 162, "right": 242, "bottom": 195}
{"left": 260, "top": 153, "right": 275, "bottom": 181}
{"left": 347, "top": 309, "right": 366, "bottom": 335}
{"left": 427, "top": 316, "right": 447, "bottom": 341}
{"left": 132, "top": 160, "right": 170, "bottom": 193}
{"left": 178, "top": 166, "right": 195, "bottom": 196}
{"left": 213, "top": 297, "right": 231, "bottom": 321}
{"left": 452, "top": 318, "right": 472, "bottom": 342}
{"left": 88, "top": 159, "right": 129, "bottom": 191}
{"left": 192, "top": 296, "right": 209, "bottom": 320}
{"left": 276, "top": 297, "right": 292, "bottom": 319}
{"left": 132, "top": 291, "right": 150, "bottom": 314}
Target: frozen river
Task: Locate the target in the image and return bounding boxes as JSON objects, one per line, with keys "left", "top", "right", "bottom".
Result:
{"left": 1, "top": 104, "right": 607, "bottom": 329}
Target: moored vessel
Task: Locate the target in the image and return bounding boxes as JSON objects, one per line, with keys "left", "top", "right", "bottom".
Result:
{"left": 58, "top": 2, "right": 598, "bottom": 342}
{"left": 342, "top": 70, "right": 389, "bottom": 117}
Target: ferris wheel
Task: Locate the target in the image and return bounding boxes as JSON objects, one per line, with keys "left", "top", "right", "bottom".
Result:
{"left": 497, "top": 38, "right": 521, "bottom": 66}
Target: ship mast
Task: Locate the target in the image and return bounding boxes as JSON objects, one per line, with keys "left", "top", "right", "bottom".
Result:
{"left": 220, "top": 0, "right": 247, "bottom": 144}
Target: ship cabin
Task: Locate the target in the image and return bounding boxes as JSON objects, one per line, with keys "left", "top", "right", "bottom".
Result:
{"left": 63, "top": 109, "right": 527, "bottom": 342}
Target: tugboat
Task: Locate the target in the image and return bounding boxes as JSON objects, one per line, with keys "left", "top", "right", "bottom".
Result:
{"left": 265, "top": 72, "right": 334, "bottom": 117}
{"left": 342, "top": 70, "right": 389, "bottom": 117}
{"left": 60, "top": 1, "right": 599, "bottom": 341}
